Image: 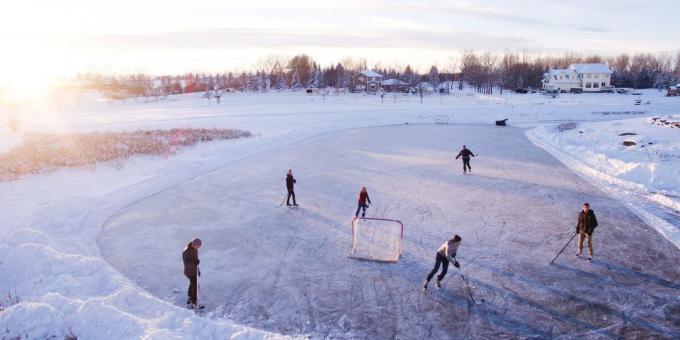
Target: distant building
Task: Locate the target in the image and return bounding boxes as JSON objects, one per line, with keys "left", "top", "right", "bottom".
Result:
{"left": 381, "top": 78, "right": 409, "bottom": 93}
{"left": 543, "top": 63, "right": 613, "bottom": 93}
{"left": 352, "top": 70, "right": 383, "bottom": 93}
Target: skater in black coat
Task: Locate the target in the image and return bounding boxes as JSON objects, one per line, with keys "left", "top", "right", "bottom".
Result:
{"left": 182, "top": 238, "right": 202, "bottom": 307}
{"left": 455, "top": 145, "right": 476, "bottom": 173}
{"left": 286, "top": 169, "right": 298, "bottom": 206}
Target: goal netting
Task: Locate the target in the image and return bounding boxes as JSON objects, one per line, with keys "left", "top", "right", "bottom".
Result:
{"left": 350, "top": 218, "right": 403, "bottom": 262}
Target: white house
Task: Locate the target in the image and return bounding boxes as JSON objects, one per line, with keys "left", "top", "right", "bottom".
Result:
{"left": 543, "top": 63, "right": 613, "bottom": 93}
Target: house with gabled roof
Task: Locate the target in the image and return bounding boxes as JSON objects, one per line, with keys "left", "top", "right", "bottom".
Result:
{"left": 543, "top": 63, "right": 613, "bottom": 93}
{"left": 351, "top": 69, "right": 383, "bottom": 93}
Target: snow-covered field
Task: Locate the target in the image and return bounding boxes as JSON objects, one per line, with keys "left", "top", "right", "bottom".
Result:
{"left": 1, "top": 90, "right": 679, "bottom": 338}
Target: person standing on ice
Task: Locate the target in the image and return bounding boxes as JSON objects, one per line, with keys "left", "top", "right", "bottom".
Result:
{"left": 423, "top": 235, "right": 461, "bottom": 290}
{"left": 286, "top": 169, "right": 298, "bottom": 206}
{"left": 455, "top": 145, "right": 476, "bottom": 174}
{"left": 182, "top": 238, "right": 202, "bottom": 307}
{"left": 575, "top": 202, "right": 598, "bottom": 261}
{"left": 355, "top": 186, "right": 371, "bottom": 218}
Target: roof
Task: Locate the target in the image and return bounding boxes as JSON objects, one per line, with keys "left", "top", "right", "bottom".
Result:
{"left": 358, "top": 69, "right": 383, "bottom": 77}
{"left": 569, "top": 63, "right": 612, "bottom": 74}
{"left": 381, "top": 78, "right": 408, "bottom": 86}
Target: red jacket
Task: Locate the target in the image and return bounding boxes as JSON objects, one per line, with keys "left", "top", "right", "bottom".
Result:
{"left": 358, "top": 191, "right": 371, "bottom": 205}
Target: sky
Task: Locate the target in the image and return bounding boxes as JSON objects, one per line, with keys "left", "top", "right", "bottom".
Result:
{"left": 1, "top": 0, "right": 679, "bottom": 83}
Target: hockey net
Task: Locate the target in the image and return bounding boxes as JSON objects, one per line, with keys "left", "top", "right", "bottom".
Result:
{"left": 435, "top": 115, "right": 450, "bottom": 124}
{"left": 350, "top": 218, "right": 403, "bottom": 262}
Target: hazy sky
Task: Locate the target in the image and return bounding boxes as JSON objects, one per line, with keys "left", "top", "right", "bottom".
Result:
{"left": 2, "top": 0, "right": 679, "bottom": 79}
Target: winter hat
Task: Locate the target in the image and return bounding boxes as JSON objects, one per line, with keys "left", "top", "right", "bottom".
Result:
{"left": 452, "top": 234, "right": 462, "bottom": 242}
{"left": 191, "top": 238, "right": 202, "bottom": 247}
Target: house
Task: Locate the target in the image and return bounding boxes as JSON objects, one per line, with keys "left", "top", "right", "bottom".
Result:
{"left": 351, "top": 70, "right": 383, "bottom": 93}
{"left": 381, "top": 78, "right": 409, "bottom": 93}
{"left": 543, "top": 63, "right": 613, "bottom": 93}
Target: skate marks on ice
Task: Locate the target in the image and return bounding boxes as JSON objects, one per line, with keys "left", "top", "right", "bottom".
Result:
{"left": 99, "top": 124, "right": 680, "bottom": 338}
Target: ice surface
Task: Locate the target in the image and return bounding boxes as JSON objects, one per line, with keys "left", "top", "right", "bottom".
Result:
{"left": 99, "top": 124, "right": 680, "bottom": 338}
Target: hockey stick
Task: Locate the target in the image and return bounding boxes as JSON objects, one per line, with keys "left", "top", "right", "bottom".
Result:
{"left": 196, "top": 266, "right": 200, "bottom": 310}
{"left": 278, "top": 194, "right": 288, "bottom": 207}
{"left": 461, "top": 274, "right": 477, "bottom": 305}
{"left": 550, "top": 232, "right": 577, "bottom": 264}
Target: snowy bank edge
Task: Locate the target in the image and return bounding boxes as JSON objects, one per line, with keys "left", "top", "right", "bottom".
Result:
{"left": 525, "top": 127, "right": 680, "bottom": 250}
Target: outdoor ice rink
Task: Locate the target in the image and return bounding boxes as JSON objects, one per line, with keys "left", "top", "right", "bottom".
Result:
{"left": 99, "top": 123, "right": 680, "bottom": 339}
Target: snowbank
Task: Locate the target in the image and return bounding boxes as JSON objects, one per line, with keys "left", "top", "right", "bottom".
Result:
{"left": 526, "top": 115, "right": 680, "bottom": 248}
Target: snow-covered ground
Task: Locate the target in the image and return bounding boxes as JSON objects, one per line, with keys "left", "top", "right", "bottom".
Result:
{"left": 1, "top": 90, "right": 679, "bottom": 338}
{"left": 528, "top": 115, "right": 680, "bottom": 248}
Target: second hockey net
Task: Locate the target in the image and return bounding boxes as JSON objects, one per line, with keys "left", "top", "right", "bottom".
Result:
{"left": 350, "top": 218, "right": 403, "bottom": 262}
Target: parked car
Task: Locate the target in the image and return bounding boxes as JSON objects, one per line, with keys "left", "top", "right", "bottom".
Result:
{"left": 515, "top": 88, "right": 528, "bottom": 94}
{"left": 569, "top": 88, "right": 583, "bottom": 94}
{"left": 601, "top": 86, "right": 615, "bottom": 93}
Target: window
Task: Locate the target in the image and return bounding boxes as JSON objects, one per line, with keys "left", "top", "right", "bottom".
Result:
{"left": 594, "top": 74, "right": 600, "bottom": 79}
{"left": 559, "top": 75, "right": 563, "bottom": 80}
{"left": 593, "top": 82, "right": 599, "bottom": 88}
{"left": 586, "top": 82, "right": 592, "bottom": 88}
{"left": 586, "top": 74, "right": 592, "bottom": 78}
{"left": 565, "top": 75, "right": 570, "bottom": 79}
{"left": 601, "top": 82, "right": 606, "bottom": 87}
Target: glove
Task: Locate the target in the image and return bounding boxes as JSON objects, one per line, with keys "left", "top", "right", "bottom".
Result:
{"left": 196, "top": 259, "right": 200, "bottom": 266}
{"left": 198, "top": 268, "right": 201, "bottom": 277}
{"left": 575, "top": 226, "right": 579, "bottom": 234}
{"left": 454, "top": 261, "right": 460, "bottom": 269}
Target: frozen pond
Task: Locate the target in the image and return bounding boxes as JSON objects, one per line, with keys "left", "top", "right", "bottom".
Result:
{"left": 99, "top": 124, "right": 680, "bottom": 338}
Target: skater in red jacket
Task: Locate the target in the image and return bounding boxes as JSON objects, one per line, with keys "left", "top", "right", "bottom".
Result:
{"left": 355, "top": 187, "right": 371, "bottom": 218}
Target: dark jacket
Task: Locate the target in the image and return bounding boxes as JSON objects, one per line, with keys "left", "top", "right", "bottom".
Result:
{"left": 182, "top": 243, "right": 199, "bottom": 277}
{"left": 358, "top": 191, "right": 371, "bottom": 205}
{"left": 576, "top": 210, "right": 598, "bottom": 235}
{"left": 286, "top": 174, "right": 296, "bottom": 191}
{"left": 456, "top": 149, "right": 475, "bottom": 160}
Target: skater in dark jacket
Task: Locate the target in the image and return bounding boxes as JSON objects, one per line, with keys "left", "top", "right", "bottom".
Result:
{"left": 286, "top": 169, "right": 298, "bottom": 206}
{"left": 455, "top": 145, "right": 476, "bottom": 173}
{"left": 355, "top": 187, "right": 371, "bottom": 218}
{"left": 182, "top": 238, "right": 202, "bottom": 306}
{"left": 575, "top": 203, "right": 598, "bottom": 260}
{"left": 423, "top": 235, "right": 461, "bottom": 290}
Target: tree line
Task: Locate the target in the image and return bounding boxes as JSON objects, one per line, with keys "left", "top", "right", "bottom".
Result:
{"left": 79, "top": 51, "right": 680, "bottom": 97}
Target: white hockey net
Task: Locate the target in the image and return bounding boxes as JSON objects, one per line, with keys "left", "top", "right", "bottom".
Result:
{"left": 350, "top": 218, "right": 403, "bottom": 262}
{"left": 435, "top": 115, "right": 450, "bottom": 124}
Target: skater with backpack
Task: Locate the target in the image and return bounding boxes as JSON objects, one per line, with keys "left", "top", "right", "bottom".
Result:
{"left": 455, "top": 145, "right": 476, "bottom": 174}
{"left": 286, "top": 169, "right": 298, "bottom": 206}
{"left": 354, "top": 186, "right": 371, "bottom": 218}
{"left": 423, "top": 235, "right": 461, "bottom": 290}
{"left": 182, "top": 238, "right": 202, "bottom": 309}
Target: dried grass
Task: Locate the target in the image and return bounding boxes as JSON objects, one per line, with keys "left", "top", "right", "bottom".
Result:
{"left": 0, "top": 128, "right": 251, "bottom": 181}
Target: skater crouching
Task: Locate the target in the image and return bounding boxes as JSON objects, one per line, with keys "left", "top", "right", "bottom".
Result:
{"left": 455, "top": 145, "right": 475, "bottom": 174}
{"left": 575, "top": 202, "right": 598, "bottom": 260}
{"left": 423, "top": 235, "right": 462, "bottom": 290}
{"left": 286, "top": 169, "right": 298, "bottom": 206}
{"left": 182, "top": 238, "right": 202, "bottom": 307}
{"left": 355, "top": 187, "right": 371, "bottom": 218}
